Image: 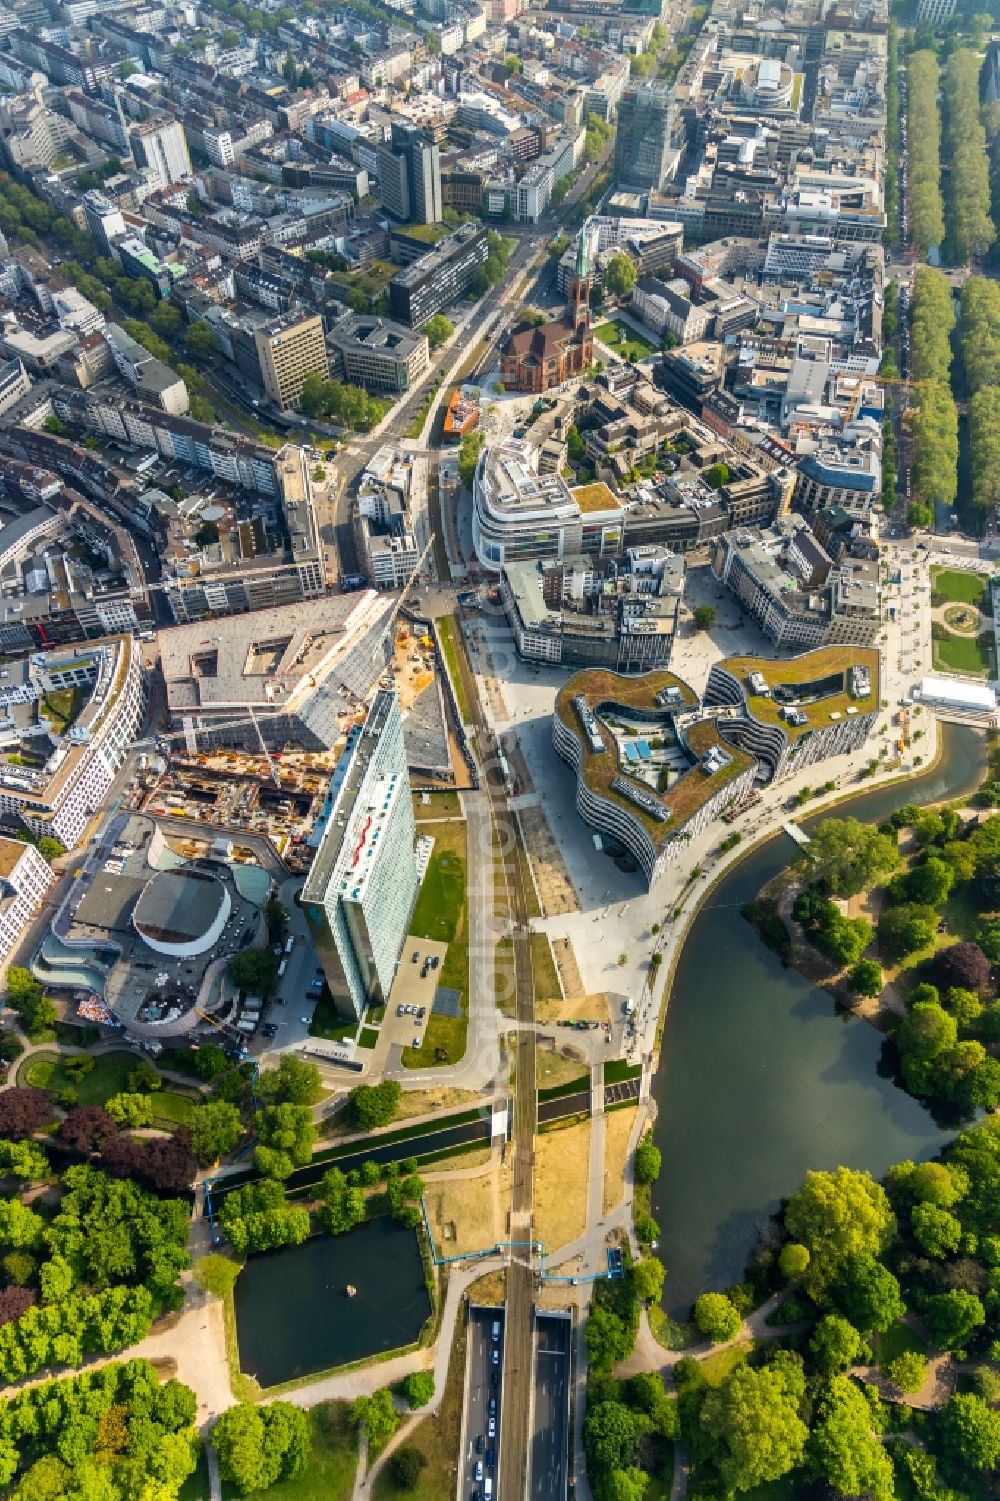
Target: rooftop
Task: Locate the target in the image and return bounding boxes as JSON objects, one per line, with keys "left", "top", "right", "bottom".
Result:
{"left": 555, "top": 670, "right": 753, "bottom": 842}
{"left": 719, "top": 646, "right": 881, "bottom": 737}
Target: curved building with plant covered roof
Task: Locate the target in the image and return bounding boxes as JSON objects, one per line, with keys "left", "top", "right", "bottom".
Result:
{"left": 552, "top": 669, "right": 756, "bottom": 887}
{"left": 704, "top": 646, "right": 880, "bottom": 782}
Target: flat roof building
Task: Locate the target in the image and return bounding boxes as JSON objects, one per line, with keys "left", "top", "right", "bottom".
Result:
{"left": 254, "top": 313, "right": 328, "bottom": 411}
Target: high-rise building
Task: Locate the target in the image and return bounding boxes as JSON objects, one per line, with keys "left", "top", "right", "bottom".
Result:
{"left": 376, "top": 121, "right": 442, "bottom": 225}
{"left": 614, "top": 86, "right": 674, "bottom": 192}
{"left": 302, "top": 691, "right": 419, "bottom": 1020}
{"left": 129, "top": 118, "right": 192, "bottom": 188}
{"left": 253, "top": 313, "right": 328, "bottom": 410}
{"left": 82, "top": 190, "right": 126, "bottom": 254}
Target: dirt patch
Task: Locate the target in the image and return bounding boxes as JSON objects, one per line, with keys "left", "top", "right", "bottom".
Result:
{"left": 425, "top": 1146, "right": 493, "bottom": 1172}
{"left": 551, "top": 936, "right": 582, "bottom": 997}
{"left": 536, "top": 1049, "right": 590, "bottom": 1090}
{"left": 467, "top": 1268, "right": 506, "bottom": 1306}
{"left": 427, "top": 1172, "right": 499, "bottom": 1257}
{"left": 394, "top": 1086, "right": 484, "bottom": 1122}
{"left": 534, "top": 1118, "right": 591, "bottom": 1252}
{"left": 603, "top": 1105, "right": 638, "bottom": 1217}
{"left": 537, "top": 991, "right": 610, "bottom": 1024}
{"left": 519, "top": 805, "right": 578, "bottom": 916}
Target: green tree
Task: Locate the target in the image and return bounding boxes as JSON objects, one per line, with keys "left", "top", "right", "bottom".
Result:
{"left": 703, "top": 462, "right": 731, "bottom": 490}
{"left": 692, "top": 604, "right": 716, "bottom": 631}
{"left": 5, "top": 968, "right": 55, "bottom": 1038}
{"left": 835, "top": 1253, "right": 905, "bottom": 1333}
{"left": 879, "top": 903, "right": 938, "bottom": 962}
{"left": 401, "top": 1370, "right": 434, "bottom": 1409}
{"left": 457, "top": 431, "right": 486, "bottom": 488}
{"left": 186, "top": 322, "right": 218, "bottom": 357}
{"left": 389, "top": 1447, "right": 427, "bottom": 1489}
{"left": 36, "top": 837, "right": 64, "bottom": 864}
{"left": 584, "top": 1400, "right": 638, "bottom": 1474}
{"left": 104, "top": 1092, "right": 153, "bottom": 1129}
{"left": 347, "top": 1081, "right": 401, "bottom": 1129}
{"left": 351, "top": 1388, "right": 399, "bottom": 1452}
{"left": 194, "top": 1254, "right": 242, "bottom": 1298}
{"left": 195, "top": 1044, "right": 228, "bottom": 1079}
{"left": 423, "top": 313, "right": 454, "bottom": 348}
{"left": 784, "top": 1167, "right": 895, "bottom": 1299}
{"left": 922, "top": 1289, "right": 985, "bottom": 1350}
{"left": 902, "top": 857, "right": 955, "bottom": 907}
{"left": 258, "top": 1055, "right": 322, "bottom": 1106}
{"left": 253, "top": 1103, "right": 315, "bottom": 1179}
{"left": 189, "top": 1102, "right": 242, "bottom": 1165}
{"left": 228, "top": 948, "right": 278, "bottom": 996}
{"left": 693, "top": 1292, "right": 742, "bottom": 1343}
{"left": 848, "top": 959, "right": 883, "bottom": 998}
{"left": 632, "top": 1257, "right": 665, "bottom": 1305}
{"left": 939, "top": 1392, "right": 1000, "bottom": 1471}
{"left": 888, "top": 1350, "right": 928, "bottom": 1393}
{"left": 802, "top": 818, "right": 900, "bottom": 897}
{"left": 634, "top": 1136, "right": 660, "bottom": 1184}
{"left": 212, "top": 1401, "right": 310, "bottom": 1494}
{"left": 807, "top": 1374, "right": 894, "bottom": 1501}
{"left": 699, "top": 1363, "right": 808, "bottom": 1492}
{"left": 809, "top": 1315, "right": 864, "bottom": 1374}
{"left": 778, "top": 1243, "right": 810, "bottom": 1281}
{"left": 605, "top": 253, "right": 637, "bottom": 299}
{"left": 319, "top": 1166, "right": 366, "bottom": 1235}
{"left": 912, "top": 1201, "right": 962, "bottom": 1258}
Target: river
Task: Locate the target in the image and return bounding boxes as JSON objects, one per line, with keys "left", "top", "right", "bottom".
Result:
{"left": 651, "top": 723, "right": 988, "bottom": 1318}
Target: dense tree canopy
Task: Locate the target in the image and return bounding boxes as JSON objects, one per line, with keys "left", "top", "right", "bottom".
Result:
{"left": 699, "top": 1362, "right": 809, "bottom": 1492}
{"left": 784, "top": 1167, "right": 894, "bottom": 1299}
{"left": 801, "top": 819, "right": 900, "bottom": 898}
{"left": 907, "top": 51, "right": 945, "bottom": 255}
{"left": 212, "top": 1401, "right": 310, "bottom": 1495}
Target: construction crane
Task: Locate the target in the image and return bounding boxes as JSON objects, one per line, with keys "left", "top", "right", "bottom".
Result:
{"left": 129, "top": 534, "right": 437, "bottom": 763}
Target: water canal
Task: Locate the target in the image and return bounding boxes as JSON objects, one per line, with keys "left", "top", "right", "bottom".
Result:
{"left": 652, "top": 723, "right": 988, "bottom": 1318}
{"left": 234, "top": 1216, "right": 431, "bottom": 1387}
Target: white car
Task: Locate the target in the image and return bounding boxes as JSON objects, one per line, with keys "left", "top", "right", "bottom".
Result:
{"left": 300, "top": 1016, "right": 310, "bottom": 1024}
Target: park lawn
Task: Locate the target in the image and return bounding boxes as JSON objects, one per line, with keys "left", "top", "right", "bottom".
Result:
{"left": 536, "top": 1050, "right": 587, "bottom": 1091}
{"left": 874, "top": 1320, "right": 927, "bottom": 1371}
{"left": 220, "top": 1402, "right": 357, "bottom": 1501}
{"left": 372, "top": 1292, "right": 467, "bottom": 1501}
{"left": 309, "top": 995, "right": 358, "bottom": 1042}
{"left": 21, "top": 1050, "right": 198, "bottom": 1123}
{"left": 405, "top": 822, "right": 469, "bottom": 1068}
{"left": 358, "top": 1028, "right": 378, "bottom": 1049}
{"left": 533, "top": 1117, "right": 590, "bottom": 1251}
{"left": 932, "top": 632, "right": 994, "bottom": 678}
{"left": 698, "top": 1340, "right": 753, "bottom": 1387}
{"left": 435, "top": 617, "right": 470, "bottom": 723}
{"left": 593, "top": 317, "right": 657, "bottom": 361}
{"left": 531, "top": 932, "right": 561, "bottom": 1006}
{"left": 930, "top": 567, "right": 989, "bottom": 607}
{"left": 410, "top": 826, "right": 467, "bottom": 943}
{"left": 412, "top": 789, "right": 462, "bottom": 821}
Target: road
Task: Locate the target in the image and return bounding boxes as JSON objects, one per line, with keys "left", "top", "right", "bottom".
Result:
{"left": 461, "top": 1306, "right": 503, "bottom": 1499}
{"left": 326, "top": 234, "right": 545, "bottom": 579}
{"left": 529, "top": 1314, "right": 571, "bottom": 1501}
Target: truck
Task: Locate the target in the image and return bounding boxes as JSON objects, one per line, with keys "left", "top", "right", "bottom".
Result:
{"left": 236, "top": 1019, "right": 256, "bottom": 1035}
{"left": 277, "top": 959, "right": 288, "bottom": 978}
{"left": 284, "top": 937, "right": 295, "bottom": 956}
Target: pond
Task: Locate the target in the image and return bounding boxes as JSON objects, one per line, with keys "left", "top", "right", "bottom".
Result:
{"left": 652, "top": 723, "right": 988, "bottom": 1318}
{"left": 234, "top": 1217, "right": 431, "bottom": 1387}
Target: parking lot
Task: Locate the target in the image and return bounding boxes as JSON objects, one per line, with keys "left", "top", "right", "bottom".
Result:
{"left": 529, "top": 1312, "right": 571, "bottom": 1501}
{"left": 461, "top": 1305, "right": 504, "bottom": 1500}
{"left": 377, "top": 935, "right": 450, "bottom": 1059}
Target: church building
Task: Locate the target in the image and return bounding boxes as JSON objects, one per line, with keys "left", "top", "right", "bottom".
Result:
{"left": 500, "top": 233, "right": 594, "bottom": 394}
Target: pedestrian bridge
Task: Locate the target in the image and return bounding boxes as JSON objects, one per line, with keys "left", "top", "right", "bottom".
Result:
{"left": 782, "top": 821, "right": 811, "bottom": 848}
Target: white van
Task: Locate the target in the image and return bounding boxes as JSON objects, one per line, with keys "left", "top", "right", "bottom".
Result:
{"left": 484, "top": 1481, "right": 493, "bottom": 1500}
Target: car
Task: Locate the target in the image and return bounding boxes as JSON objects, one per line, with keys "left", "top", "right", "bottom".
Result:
{"left": 475, "top": 1435, "right": 483, "bottom": 1454}
{"left": 487, "top": 1416, "right": 496, "bottom": 1439}
{"left": 474, "top": 1461, "right": 483, "bottom": 1483}
{"left": 491, "top": 1347, "right": 499, "bottom": 1366}
{"left": 417, "top": 1006, "right": 426, "bottom": 1019}
{"left": 412, "top": 1036, "right": 422, "bottom": 1049}
{"left": 486, "top": 1447, "right": 495, "bottom": 1470}
{"left": 488, "top": 1397, "right": 496, "bottom": 1416}
{"left": 491, "top": 1320, "right": 500, "bottom": 1341}
{"left": 275, "top": 996, "right": 287, "bottom": 1005}
{"left": 397, "top": 1004, "right": 406, "bottom": 1017}
{"left": 300, "top": 1016, "right": 310, "bottom": 1024}
{"left": 431, "top": 955, "right": 439, "bottom": 969}
{"left": 411, "top": 951, "right": 419, "bottom": 963}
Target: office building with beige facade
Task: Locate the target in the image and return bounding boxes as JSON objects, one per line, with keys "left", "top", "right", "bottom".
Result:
{"left": 254, "top": 314, "right": 328, "bottom": 410}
